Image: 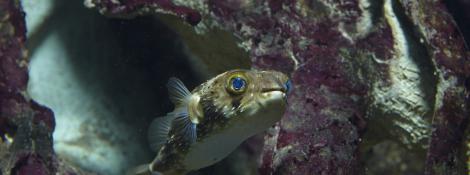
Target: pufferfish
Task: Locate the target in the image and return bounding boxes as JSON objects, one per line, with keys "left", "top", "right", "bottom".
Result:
{"left": 130, "top": 69, "right": 291, "bottom": 175}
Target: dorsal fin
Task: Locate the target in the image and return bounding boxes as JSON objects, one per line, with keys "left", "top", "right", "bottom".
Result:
{"left": 167, "top": 77, "right": 192, "bottom": 105}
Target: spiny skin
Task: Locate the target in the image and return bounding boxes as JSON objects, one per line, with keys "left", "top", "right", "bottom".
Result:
{"left": 149, "top": 69, "right": 289, "bottom": 175}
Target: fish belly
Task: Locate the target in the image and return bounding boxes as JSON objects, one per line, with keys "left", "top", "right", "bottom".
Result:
{"left": 182, "top": 124, "right": 249, "bottom": 170}
{"left": 183, "top": 99, "right": 283, "bottom": 171}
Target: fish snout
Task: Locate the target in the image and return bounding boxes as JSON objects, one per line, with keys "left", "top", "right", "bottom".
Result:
{"left": 258, "top": 71, "right": 291, "bottom": 103}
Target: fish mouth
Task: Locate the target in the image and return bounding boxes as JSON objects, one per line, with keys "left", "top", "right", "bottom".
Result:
{"left": 260, "top": 87, "right": 286, "bottom": 94}
{"left": 260, "top": 88, "right": 287, "bottom": 102}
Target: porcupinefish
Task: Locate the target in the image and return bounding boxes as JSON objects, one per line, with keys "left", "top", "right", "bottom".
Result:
{"left": 130, "top": 69, "right": 291, "bottom": 175}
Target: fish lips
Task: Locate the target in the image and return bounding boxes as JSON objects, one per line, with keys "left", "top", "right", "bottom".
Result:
{"left": 260, "top": 88, "right": 288, "bottom": 103}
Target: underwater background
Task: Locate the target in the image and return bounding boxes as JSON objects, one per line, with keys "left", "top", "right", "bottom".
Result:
{"left": 0, "top": 0, "right": 469, "bottom": 174}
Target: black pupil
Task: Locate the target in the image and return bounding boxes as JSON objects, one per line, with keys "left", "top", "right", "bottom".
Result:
{"left": 232, "top": 77, "right": 245, "bottom": 90}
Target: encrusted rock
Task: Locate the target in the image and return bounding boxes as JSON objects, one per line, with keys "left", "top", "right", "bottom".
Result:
{"left": 0, "top": 0, "right": 57, "bottom": 174}
{"left": 1, "top": 0, "right": 468, "bottom": 174}
{"left": 83, "top": 0, "right": 469, "bottom": 174}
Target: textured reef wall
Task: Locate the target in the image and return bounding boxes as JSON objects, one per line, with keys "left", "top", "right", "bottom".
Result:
{"left": 0, "top": 0, "right": 57, "bottom": 174}
{"left": 0, "top": 1, "right": 97, "bottom": 174}
{"left": 84, "top": 0, "right": 469, "bottom": 174}
{"left": 1, "top": 0, "right": 469, "bottom": 175}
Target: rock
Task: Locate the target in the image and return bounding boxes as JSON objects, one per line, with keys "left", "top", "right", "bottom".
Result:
{"left": 1, "top": 0, "right": 468, "bottom": 174}
{"left": 85, "top": 0, "right": 469, "bottom": 174}
{"left": 0, "top": 0, "right": 56, "bottom": 174}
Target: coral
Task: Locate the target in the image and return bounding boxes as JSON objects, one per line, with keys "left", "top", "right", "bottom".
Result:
{"left": 84, "top": 0, "right": 202, "bottom": 25}
{"left": 1, "top": 0, "right": 468, "bottom": 174}
{"left": 0, "top": 0, "right": 56, "bottom": 174}
{"left": 0, "top": 1, "right": 92, "bottom": 174}
{"left": 85, "top": 0, "right": 469, "bottom": 174}
{"left": 398, "top": 1, "right": 470, "bottom": 174}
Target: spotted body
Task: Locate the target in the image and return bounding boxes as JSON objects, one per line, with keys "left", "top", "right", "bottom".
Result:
{"left": 130, "top": 69, "right": 290, "bottom": 175}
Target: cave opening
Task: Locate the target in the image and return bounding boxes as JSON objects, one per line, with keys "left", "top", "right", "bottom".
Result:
{"left": 25, "top": 0, "right": 201, "bottom": 174}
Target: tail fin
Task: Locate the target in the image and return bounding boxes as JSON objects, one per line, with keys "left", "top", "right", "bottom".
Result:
{"left": 127, "top": 164, "right": 158, "bottom": 175}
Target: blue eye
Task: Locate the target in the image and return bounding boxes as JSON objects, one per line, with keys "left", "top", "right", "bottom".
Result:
{"left": 285, "top": 79, "right": 292, "bottom": 93}
{"left": 231, "top": 77, "right": 246, "bottom": 91}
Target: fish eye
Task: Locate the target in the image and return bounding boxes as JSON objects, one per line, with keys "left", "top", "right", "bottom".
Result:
{"left": 226, "top": 74, "right": 248, "bottom": 94}
{"left": 232, "top": 77, "right": 246, "bottom": 90}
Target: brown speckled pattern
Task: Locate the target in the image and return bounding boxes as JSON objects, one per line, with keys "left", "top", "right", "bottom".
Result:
{"left": 149, "top": 69, "right": 288, "bottom": 174}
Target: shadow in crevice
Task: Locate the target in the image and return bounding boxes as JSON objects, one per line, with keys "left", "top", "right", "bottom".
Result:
{"left": 444, "top": 0, "right": 470, "bottom": 48}
{"left": 367, "top": 0, "right": 385, "bottom": 27}
{"left": 29, "top": 0, "right": 201, "bottom": 174}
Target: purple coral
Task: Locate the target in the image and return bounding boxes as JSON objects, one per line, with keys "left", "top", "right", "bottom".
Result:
{"left": 85, "top": 0, "right": 202, "bottom": 25}
{"left": 85, "top": 0, "right": 469, "bottom": 174}
{"left": 1, "top": 0, "right": 469, "bottom": 174}
{"left": 0, "top": 0, "right": 56, "bottom": 174}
